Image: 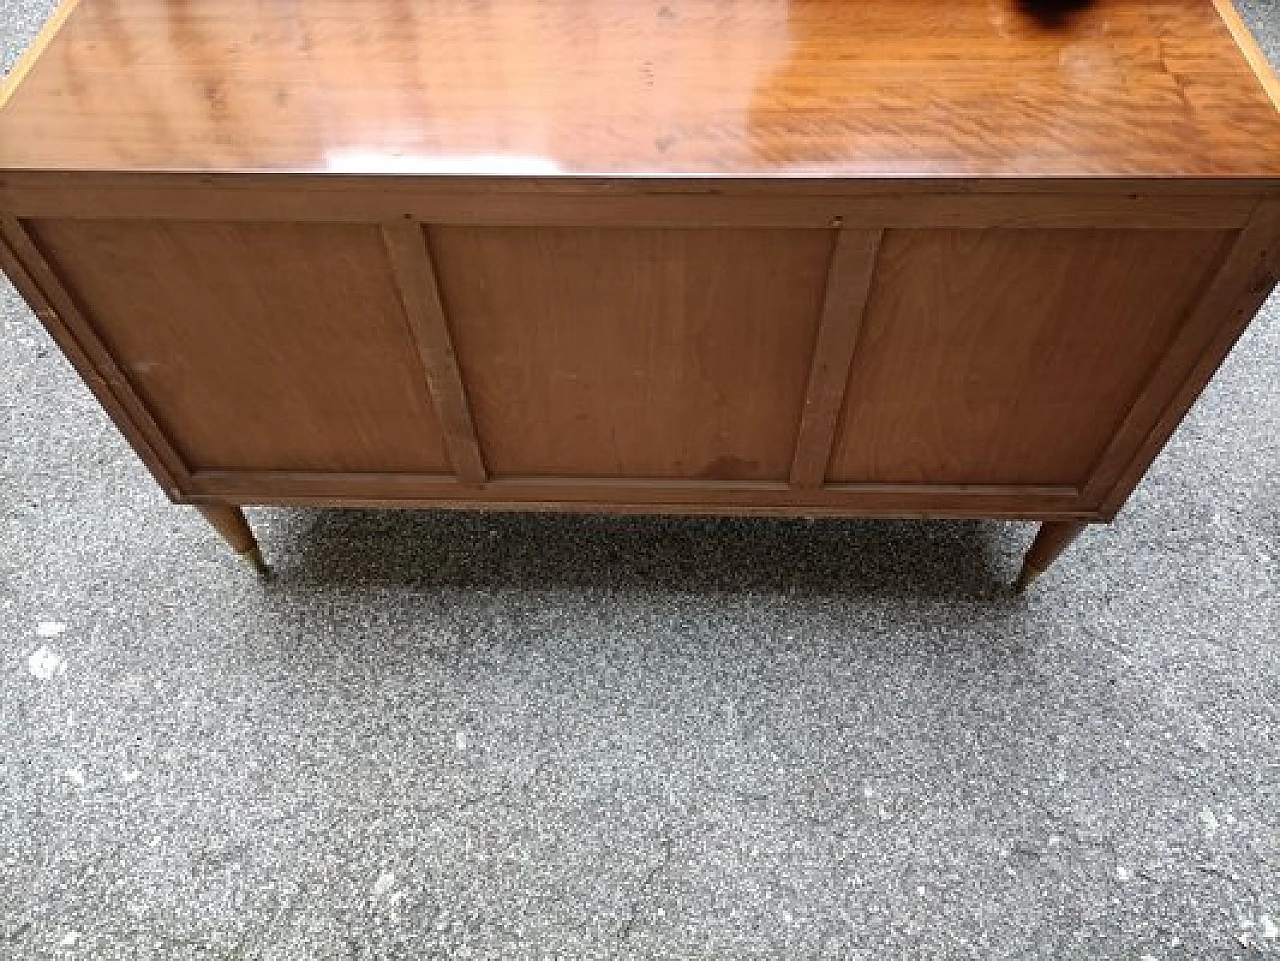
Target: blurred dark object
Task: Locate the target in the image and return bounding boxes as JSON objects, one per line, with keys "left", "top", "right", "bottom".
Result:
{"left": 1018, "top": 0, "right": 1095, "bottom": 27}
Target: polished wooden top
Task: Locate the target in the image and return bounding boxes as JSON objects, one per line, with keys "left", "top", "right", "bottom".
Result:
{"left": 1, "top": 0, "right": 1278, "bottom": 179}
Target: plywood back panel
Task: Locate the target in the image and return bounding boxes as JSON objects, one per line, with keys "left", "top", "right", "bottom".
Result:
{"left": 827, "top": 228, "right": 1233, "bottom": 486}
{"left": 433, "top": 226, "right": 831, "bottom": 480}
{"left": 28, "top": 220, "right": 452, "bottom": 472}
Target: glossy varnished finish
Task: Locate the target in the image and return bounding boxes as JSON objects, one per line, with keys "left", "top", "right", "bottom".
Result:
{"left": 1, "top": 1, "right": 1279, "bottom": 585}
{"left": 1, "top": 0, "right": 1279, "bottom": 177}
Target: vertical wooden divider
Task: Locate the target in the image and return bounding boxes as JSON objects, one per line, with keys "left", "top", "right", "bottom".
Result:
{"left": 789, "top": 228, "right": 884, "bottom": 489}
{"left": 381, "top": 220, "right": 488, "bottom": 485}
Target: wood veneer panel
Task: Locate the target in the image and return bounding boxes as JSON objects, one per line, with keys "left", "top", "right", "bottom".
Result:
{"left": 27, "top": 220, "right": 453, "bottom": 473}
{"left": 1, "top": 0, "right": 1278, "bottom": 178}
{"left": 433, "top": 226, "right": 831, "bottom": 481}
{"left": 827, "top": 228, "right": 1234, "bottom": 487}
{"left": 1094, "top": 200, "right": 1280, "bottom": 514}
{"left": 0, "top": 216, "right": 185, "bottom": 495}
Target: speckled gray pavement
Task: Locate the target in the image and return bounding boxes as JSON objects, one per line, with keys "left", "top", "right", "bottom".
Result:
{"left": 2, "top": 4, "right": 1278, "bottom": 960}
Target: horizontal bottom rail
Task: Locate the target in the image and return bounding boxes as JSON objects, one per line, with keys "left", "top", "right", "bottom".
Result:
{"left": 185, "top": 470, "right": 1093, "bottom": 521}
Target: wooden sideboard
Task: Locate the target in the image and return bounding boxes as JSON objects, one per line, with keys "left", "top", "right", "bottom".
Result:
{"left": 2, "top": 0, "right": 1278, "bottom": 586}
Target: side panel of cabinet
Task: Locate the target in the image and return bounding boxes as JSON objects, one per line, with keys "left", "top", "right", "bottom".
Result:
{"left": 826, "top": 228, "right": 1235, "bottom": 488}
{"left": 25, "top": 219, "right": 454, "bottom": 473}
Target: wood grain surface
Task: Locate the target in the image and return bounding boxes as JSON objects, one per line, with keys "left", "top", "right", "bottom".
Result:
{"left": 826, "top": 227, "right": 1234, "bottom": 486}
{"left": 28, "top": 219, "right": 454, "bottom": 473}
{"left": 381, "top": 223, "right": 488, "bottom": 485}
{"left": 1, "top": 0, "right": 1278, "bottom": 177}
{"left": 790, "top": 229, "right": 883, "bottom": 489}
{"left": 434, "top": 226, "right": 830, "bottom": 480}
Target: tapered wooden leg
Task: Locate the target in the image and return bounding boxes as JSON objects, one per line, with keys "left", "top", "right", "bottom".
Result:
{"left": 1015, "top": 521, "right": 1090, "bottom": 591}
{"left": 195, "top": 503, "right": 268, "bottom": 576}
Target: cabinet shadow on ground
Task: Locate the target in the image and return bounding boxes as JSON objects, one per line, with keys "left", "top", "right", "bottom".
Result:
{"left": 266, "top": 509, "right": 1029, "bottom": 601}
